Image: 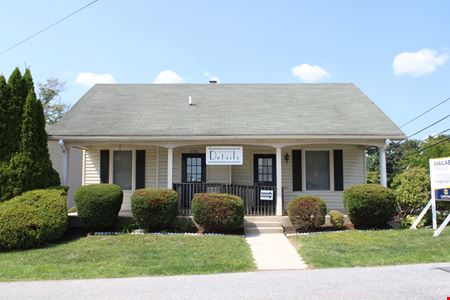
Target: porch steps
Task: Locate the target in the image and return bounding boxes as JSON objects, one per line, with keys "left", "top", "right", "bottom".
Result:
{"left": 244, "top": 217, "right": 285, "bottom": 234}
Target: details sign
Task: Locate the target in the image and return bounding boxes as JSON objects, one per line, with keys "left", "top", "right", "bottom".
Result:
{"left": 430, "top": 157, "right": 450, "bottom": 201}
{"left": 206, "top": 146, "right": 243, "bottom": 165}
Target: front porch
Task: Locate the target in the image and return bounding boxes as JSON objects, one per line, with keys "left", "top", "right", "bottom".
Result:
{"left": 58, "top": 140, "right": 389, "bottom": 216}
{"left": 173, "top": 183, "right": 282, "bottom": 216}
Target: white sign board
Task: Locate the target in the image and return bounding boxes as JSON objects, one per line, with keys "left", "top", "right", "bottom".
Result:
{"left": 260, "top": 190, "right": 274, "bottom": 201}
{"left": 430, "top": 157, "right": 450, "bottom": 201}
{"left": 206, "top": 146, "right": 243, "bottom": 165}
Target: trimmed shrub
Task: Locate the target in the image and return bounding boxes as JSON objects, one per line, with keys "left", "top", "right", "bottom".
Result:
{"left": 0, "top": 189, "right": 68, "bottom": 250}
{"left": 192, "top": 193, "right": 244, "bottom": 233}
{"left": 74, "top": 184, "right": 123, "bottom": 231}
{"left": 288, "top": 196, "right": 325, "bottom": 232}
{"left": 329, "top": 210, "right": 345, "bottom": 228}
{"left": 344, "top": 184, "right": 397, "bottom": 229}
{"left": 131, "top": 188, "right": 178, "bottom": 231}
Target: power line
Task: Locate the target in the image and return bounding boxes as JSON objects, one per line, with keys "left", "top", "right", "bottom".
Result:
{"left": 0, "top": 0, "right": 99, "bottom": 57}
{"left": 431, "top": 127, "right": 450, "bottom": 138}
{"left": 403, "top": 137, "right": 450, "bottom": 158}
{"left": 399, "top": 97, "right": 450, "bottom": 128}
{"left": 406, "top": 115, "right": 450, "bottom": 139}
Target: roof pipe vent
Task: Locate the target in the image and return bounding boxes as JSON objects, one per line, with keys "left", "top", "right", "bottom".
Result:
{"left": 188, "top": 96, "right": 193, "bottom": 106}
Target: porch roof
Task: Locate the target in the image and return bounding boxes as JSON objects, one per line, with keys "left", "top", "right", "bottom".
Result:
{"left": 48, "top": 83, "right": 405, "bottom": 140}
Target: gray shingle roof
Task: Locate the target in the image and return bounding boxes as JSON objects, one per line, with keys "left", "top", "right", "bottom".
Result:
{"left": 48, "top": 83, "right": 405, "bottom": 139}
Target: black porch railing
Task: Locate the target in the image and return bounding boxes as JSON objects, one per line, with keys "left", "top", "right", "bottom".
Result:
{"left": 173, "top": 183, "right": 282, "bottom": 216}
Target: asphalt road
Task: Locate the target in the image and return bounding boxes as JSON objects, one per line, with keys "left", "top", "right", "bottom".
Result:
{"left": 0, "top": 263, "right": 449, "bottom": 300}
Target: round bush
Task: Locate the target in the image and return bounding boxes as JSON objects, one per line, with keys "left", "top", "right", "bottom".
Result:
{"left": 0, "top": 188, "right": 68, "bottom": 250}
{"left": 288, "top": 196, "right": 326, "bottom": 232}
{"left": 344, "top": 184, "right": 396, "bottom": 229}
{"left": 328, "top": 210, "right": 345, "bottom": 228}
{"left": 74, "top": 184, "right": 123, "bottom": 231}
{"left": 131, "top": 188, "right": 178, "bottom": 231}
{"left": 192, "top": 193, "right": 244, "bottom": 233}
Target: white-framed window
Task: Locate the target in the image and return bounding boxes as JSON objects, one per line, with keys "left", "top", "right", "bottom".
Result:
{"left": 303, "top": 150, "right": 334, "bottom": 191}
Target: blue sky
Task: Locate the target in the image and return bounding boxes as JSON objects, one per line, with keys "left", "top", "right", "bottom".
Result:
{"left": 0, "top": 0, "right": 449, "bottom": 139}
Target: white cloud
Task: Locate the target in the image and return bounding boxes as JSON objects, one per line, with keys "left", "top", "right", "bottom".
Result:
{"left": 393, "top": 49, "right": 448, "bottom": 77}
{"left": 75, "top": 72, "right": 116, "bottom": 87}
{"left": 153, "top": 70, "right": 183, "bottom": 84}
{"left": 203, "top": 72, "right": 210, "bottom": 77}
{"left": 291, "top": 64, "right": 330, "bottom": 83}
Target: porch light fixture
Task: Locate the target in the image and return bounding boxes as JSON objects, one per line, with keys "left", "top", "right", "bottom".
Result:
{"left": 284, "top": 152, "right": 289, "bottom": 164}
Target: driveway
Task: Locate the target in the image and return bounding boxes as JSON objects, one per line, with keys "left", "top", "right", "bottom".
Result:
{"left": 0, "top": 263, "right": 449, "bottom": 300}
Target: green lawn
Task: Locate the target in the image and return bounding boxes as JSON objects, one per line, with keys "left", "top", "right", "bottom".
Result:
{"left": 289, "top": 228, "right": 450, "bottom": 268}
{"left": 0, "top": 234, "right": 255, "bottom": 281}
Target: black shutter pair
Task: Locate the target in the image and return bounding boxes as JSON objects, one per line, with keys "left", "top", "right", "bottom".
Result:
{"left": 291, "top": 149, "right": 344, "bottom": 191}
{"left": 99, "top": 150, "right": 146, "bottom": 189}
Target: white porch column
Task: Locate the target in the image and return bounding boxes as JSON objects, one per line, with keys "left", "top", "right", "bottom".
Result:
{"left": 63, "top": 147, "right": 70, "bottom": 186}
{"left": 167, "top": 146, "right": 174, "bottom": 189}
{"left": 58, "top": 139, "right": 70, "bottom": 186}
{"left": 276, "top": 146, "right": 283, "bottom": 216}
{"left": 379, "top": 139, "right": 390, "bottom": 187}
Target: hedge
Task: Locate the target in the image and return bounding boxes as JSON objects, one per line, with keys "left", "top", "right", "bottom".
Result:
{"left": 288, "top": 196, "right": 326, "bottom": 232}
{"left": 131, "top": 188, "right": 178, "bottom": 231}
{"left": 329, "top": 210, "right": 345, "bottom": 228}
{"left": 0, "top": 188, "right": 68, "bottom": 250}
{"left": 74, "top": 184, "right": 123, "bottom": 231}
{"left": 192, "top": 193, "right": 244, "bottom": 233}
{"left": 344, "top": 184, "right": 397, "bottom": 229}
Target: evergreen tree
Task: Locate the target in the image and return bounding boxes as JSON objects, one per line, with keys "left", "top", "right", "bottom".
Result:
{"left": 0, "top": 68, "right": 60, "bottom": 201}
{"left": 0, "top": 75, "right": 11, "bottom": 161}
{"left": 7, "top": 68, "right": 24, "bottom": 155}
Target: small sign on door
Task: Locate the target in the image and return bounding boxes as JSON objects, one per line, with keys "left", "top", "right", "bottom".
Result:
{"left": 260, "top": 190, "right": 274, "bottom": 201}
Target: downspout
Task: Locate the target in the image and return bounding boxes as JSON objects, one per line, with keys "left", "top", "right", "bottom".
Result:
{"left": 379, "top": 139, "right": 390, "bottom": 187}
{"left": 59, "top": 139, "right": 68, "bottom": 186}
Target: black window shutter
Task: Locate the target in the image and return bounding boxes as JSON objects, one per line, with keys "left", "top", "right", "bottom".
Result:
{"left": 200, "top": 154, "right": 206, "bottom": 183}
{"left": 333, "top": 150, "right": 344, "bottom": 191}
{"left": 181, "top": 154, "right": 187, "bottom": 183}
{"left": 136, "top": 150, "right": 146, "bottom": 189}
{"left": 100, "top": 150, "right": 110, "bottom": 184}
{"left": 292, "top": 150, "right": 302, "bottom": 191}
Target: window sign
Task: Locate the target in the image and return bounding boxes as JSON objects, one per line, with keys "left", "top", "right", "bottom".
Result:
{"left": 206, "top": 146, "right": 243, "bottom": 165}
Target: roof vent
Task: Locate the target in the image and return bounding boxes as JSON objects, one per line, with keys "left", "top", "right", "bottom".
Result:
{"left": 209, "top": 80, "right": 217, "bottom": 84}
{"left": 188, "top": 96, "right": 193, "bottom": 106}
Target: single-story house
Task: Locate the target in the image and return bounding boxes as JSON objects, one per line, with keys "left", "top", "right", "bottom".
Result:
{"left": 47, "top": 83, "right": 405, "bottom": 216}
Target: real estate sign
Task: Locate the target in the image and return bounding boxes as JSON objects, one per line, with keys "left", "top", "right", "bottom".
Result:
{"left": 206, "top": 146, "right": 243, "bottom": 165}
{"left": 430, "top": 157, "right": 450, "bottom": 201}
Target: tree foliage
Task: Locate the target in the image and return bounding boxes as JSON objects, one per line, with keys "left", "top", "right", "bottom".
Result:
{"left": 366, "top": 138, "right": 447, "bottom": 186}
{"left": 0, "top": 68, "right": 60, "bottom": 201}
{"left": 391, "top": 167, "right": 430, "bottom": 218}
{"left": 37, "top": 78, "right": 69, "bottom": 125}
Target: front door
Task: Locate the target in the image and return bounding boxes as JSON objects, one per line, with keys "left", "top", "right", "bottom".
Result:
{"left": 253, "top": 154, "right": 276, "bottom": 186}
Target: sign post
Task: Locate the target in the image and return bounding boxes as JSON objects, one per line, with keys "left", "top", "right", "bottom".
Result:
{"left": 411, "top": 157, "right": 450, "bottom": 237}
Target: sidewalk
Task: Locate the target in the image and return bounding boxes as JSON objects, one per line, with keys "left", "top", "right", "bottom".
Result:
{"left": 245, "top": 233, "right": 308, "bottom": 270}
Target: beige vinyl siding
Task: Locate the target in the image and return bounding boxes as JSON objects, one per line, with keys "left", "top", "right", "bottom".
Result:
{"left": 83, "top": 149, "right": 100, "bottom": 185}
{"left": 145, "top": 148, "right": 157, "bottom": 188}
{"left": 158, "top": 147, "right": 168, "bottom": 188}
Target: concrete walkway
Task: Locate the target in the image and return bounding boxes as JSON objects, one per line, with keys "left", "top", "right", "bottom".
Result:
{"left": 245, "top": 233, "right": 308, "bottom": 270}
